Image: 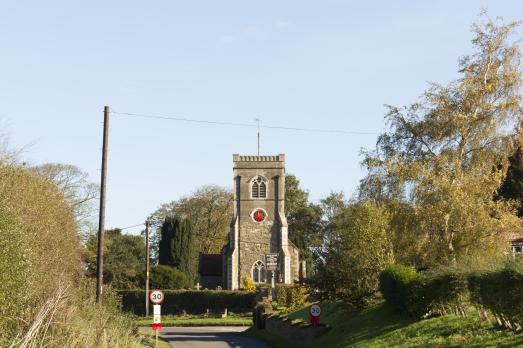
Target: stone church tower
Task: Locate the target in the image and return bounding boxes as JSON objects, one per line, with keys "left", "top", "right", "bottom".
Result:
{"left": 222, "top": 154, "right": 299, "bottom": 290}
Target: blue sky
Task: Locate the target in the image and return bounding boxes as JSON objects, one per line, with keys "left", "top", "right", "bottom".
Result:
{"left": 2, "top": 1, "right": 522, "bottom": 234}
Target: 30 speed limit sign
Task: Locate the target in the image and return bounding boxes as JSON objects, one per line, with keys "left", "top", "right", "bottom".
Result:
{"left": 310, "top": 304, "right": 321, "bottom": 317}
{"left": 149, "top": 290, "right": 165, "bottom": 305}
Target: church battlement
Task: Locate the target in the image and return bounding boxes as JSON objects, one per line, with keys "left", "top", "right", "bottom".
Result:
{"left": 233, "top": 154, "right": 285, "bottom": 162}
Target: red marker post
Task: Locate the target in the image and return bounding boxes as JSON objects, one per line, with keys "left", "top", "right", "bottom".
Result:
{"left": 309, "top": 304, "right": 321, "bottom": 326}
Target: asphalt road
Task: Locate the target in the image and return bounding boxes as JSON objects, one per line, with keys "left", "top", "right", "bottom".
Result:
{"left": 160, "top": 326, "right": 270, "bottom": 348}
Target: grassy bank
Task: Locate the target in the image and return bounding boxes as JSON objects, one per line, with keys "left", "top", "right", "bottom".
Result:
{"left": 246, "top": 301, "right": 523, "bottom": 347}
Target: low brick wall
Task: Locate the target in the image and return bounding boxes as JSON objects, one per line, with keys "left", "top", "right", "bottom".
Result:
{"left": 264, "top": 315, "right": 331, "bottom": 340}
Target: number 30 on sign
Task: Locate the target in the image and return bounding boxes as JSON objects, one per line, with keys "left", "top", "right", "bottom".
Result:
{"left": 149, "top": 290, "right": 164, "bottom": 305}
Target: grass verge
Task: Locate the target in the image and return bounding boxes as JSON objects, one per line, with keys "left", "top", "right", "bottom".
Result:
{"left": 136, "top": 316, "right": 252, "bottom": 327}
{"left": 246, "top": 301, "right": 523, "bottom": 347}
{"left": 137, "top": 327, "right": 171, "bottom": 348}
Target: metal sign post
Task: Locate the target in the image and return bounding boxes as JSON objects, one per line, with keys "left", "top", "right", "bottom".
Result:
{"left": 265, "top": 253, "right": 278, "bottom": 299}
{"left": 150, "top": 290, "right": 164, "bottom": 347}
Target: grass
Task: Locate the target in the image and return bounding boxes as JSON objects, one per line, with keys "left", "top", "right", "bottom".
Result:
{"left": 136, "top": 314, "right": 252, "bottom": 327}
{"left": 245, "top": 301, "right": 523, "bottom": 347}
{"left": 137, "top": 327, "right": 171, "bottom": 348}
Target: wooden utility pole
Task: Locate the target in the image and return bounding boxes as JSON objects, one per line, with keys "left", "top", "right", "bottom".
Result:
{"left": 145, "top": 220, "right": 150, "bottom": 317}
{"left": 96, "top": 106, "right": 110, "bottom": 303}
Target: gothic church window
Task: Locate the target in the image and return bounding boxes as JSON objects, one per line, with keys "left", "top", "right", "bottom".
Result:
{"left": 251, "top": 176, "right": 267, "bottom": 199}
{"left": 252, "top": 260, "right": 266, "bottom": 283}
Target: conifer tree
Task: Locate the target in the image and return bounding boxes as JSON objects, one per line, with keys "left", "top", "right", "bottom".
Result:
{"left": 158, "top": 216, "right": 196, "bottom": 286}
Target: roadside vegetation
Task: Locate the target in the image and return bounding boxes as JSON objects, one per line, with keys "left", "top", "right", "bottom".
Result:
{"left": 0, "top": 153, "right": 144, "bottom": 346}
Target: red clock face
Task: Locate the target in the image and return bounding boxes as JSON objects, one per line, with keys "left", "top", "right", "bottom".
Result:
{"left": 253, "top": 209, "right": 266, "bottom": 222}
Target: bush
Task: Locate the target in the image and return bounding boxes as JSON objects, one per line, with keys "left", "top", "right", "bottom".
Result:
{"left": 119, "top": 290, "right": 256, "bottom": 315}
{"left": 275, "top": 284, "right": 309, "bottom": 310}
{"left": 241, "top": 275, "right": 256, "bottom": 291}
{"left": 151, "top": 265, "right": 187, "bottom": 289}
{"left": 379, "top": 264, "right": 429, "bottom": 317}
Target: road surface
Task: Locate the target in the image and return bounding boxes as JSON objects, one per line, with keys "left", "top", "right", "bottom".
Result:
{"left": 159, "top": 326, "right": 270, "bottom": 348}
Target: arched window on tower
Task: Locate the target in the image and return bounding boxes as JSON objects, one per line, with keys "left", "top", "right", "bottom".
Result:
{"left": 251, "top": 176, "right": 267, "bottom": 199}
{"left": 252, "top": 260, "right": 266, "bottom": 283}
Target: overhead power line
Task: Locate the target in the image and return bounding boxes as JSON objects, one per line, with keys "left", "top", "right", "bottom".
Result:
{"left": 111, "top": 110, "right": 377, "bottom": 135}
{"left": 120, "top": 223, "right": 145, "bottom": 230}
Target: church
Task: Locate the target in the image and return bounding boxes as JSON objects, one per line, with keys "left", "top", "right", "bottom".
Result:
{"left": 199, "top": 154, "right": 303, "bottom": 290}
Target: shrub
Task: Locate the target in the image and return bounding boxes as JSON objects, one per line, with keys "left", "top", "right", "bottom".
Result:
{"left": 151, "top": 265, "right": 187, "bottom": 289}
{"left": 119, "top": 290, "right": 256, "bottom": 315}
{"left": 241, "top": 275, "right": 256, "bottom": 291}
{"left": 275, "top": 284, "right": 309, "bottom": 310}
{"left": 379, "top": 264, "right": 429, "bottom": 317}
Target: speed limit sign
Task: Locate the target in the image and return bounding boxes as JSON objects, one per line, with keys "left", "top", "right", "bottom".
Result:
{"left": 310, "top": 304, "right": 321, "bottom": 317}
{"left": 149, "top": 290, "right": 165, "bottom": 305}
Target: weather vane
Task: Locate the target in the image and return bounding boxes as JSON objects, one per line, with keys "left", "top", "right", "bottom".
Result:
{"left": 255, "top": 118, "right": 261, "bottom": 156}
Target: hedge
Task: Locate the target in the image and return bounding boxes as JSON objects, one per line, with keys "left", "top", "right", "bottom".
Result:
{"left": 468, "top": 264, "right": 523, "bottom": 329}
{"left": 379, "top": 262, "right": 523, "bottom": 330}
{"left": 379, "top": 264, "right": 429, "bottom": 317}
{"left": 118, "top": 290, "right": 256, "bottom": 315}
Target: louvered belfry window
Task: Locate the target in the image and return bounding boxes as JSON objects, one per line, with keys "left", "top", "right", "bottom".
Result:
{"left": 252, "top": 176, "right": 267, "bottom": 199}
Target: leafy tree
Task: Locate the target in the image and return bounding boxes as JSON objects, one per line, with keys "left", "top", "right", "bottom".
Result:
{"left": 319, "top": 192, "right": 348, "bottom": 258}
{"left": 158, "top": 216, "right": 197, "bottom": 286}
{"left": 315, "top": 202, "right": 393, "bottom": 308}
{"left": 360, "top": 15, "right": 522, "bottom": 266}
{"left": 30, "top": 163, "right": 98, "bottom": 241}
{"left": 85, "top": 229, "right": 145, "bottom": 289}
{"left": 320, "top": 191, "right": 347, "bottom": 222}
{"left": 285, "top": 174, "right": 323, "bottom": 272}
{"left": 150, "top": 265, "right": 187, "bottom": 289}
{"left": 149, "top": 185, "right": 233, "bottom": 262}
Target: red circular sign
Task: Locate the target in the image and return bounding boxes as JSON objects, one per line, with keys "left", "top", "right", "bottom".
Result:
{"left": 310, "top": 304, "right": 321, "bottom": 317}
{"left": 149, "top": 290, "right": 165, "bottom": 304}
{"left": 253, "top": 209, "right": 266, "bottom": 222}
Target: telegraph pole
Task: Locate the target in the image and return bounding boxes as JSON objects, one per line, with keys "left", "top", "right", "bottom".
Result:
{"left": 96, "top": 106, "right": 110, "bottom": 303}
{"left": 145, "top": 220, "right": 150, "bottom": 317}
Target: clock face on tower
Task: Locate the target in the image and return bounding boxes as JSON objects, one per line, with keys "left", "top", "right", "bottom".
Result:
{"left": 252, "top": 209, "right": 266, "bottom": 222}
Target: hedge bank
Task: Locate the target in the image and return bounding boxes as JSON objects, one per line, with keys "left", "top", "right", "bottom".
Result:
{"left": 379, "top": 262, "right": 523, "bottom": 330}
{"left": 119, "top": 290, "right": 255, "bottom": 315}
